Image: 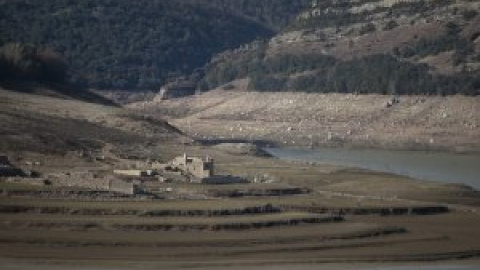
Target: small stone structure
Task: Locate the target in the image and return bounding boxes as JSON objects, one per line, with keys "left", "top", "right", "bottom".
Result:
{"left": 108, "top": 179, "right": 140, "bottom": 195}
{"left": 171, "top": 153, "right": 214, "bottom": 179}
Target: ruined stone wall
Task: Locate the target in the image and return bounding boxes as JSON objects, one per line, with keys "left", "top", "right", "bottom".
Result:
{"left": 171, "top": 155, "right": 214, "bottom": 179}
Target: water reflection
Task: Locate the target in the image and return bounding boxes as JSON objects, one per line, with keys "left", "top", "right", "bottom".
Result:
{"left": 265, "top": 147, "right": 480, "bottom": 190}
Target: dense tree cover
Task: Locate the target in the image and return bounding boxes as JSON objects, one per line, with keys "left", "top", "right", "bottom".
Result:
{"left": 197, "top": 0, "right": 311, "bottom": 31}
{"left": 201, "top": 42, "right": 337, "bottom": 90}
{"left": 288, "top": 55, "right": 479, "bottom": 95}
{"left": 0, "top": 42, "right": 67, "bottom": 83}
{"left": 203, "top": 43, "right": 479, "bottom": 95}
{"left": 200, "top": 1, "right": 479, "bottom": 96}
{"left": 0, "top": 0, "right": 309, "bottom": 90}
{"left": 249, "top": 54, "right": 479, "bottom": 95}
{"left": 394, "top": 22, "right": 475, "bottom": 65}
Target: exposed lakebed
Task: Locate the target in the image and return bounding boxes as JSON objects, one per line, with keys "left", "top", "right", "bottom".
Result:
{"left": 264, "top": 147, "right": 480, "bottom": 190}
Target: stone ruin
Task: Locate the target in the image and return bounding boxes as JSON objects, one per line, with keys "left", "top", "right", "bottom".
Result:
{"left": 171, "top": 153, "right": 214, "bottom": 179}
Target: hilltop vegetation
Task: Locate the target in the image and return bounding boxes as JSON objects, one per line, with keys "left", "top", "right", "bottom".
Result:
{"left": 0, "top": 0, "right": 310, "bottom": 91}
{"left": 288, "top": 0, "right": 456, "bottom": 31}
{"left": 1, "top": 0, "right": 478, "bottom": 95}
{"left": 201, "top": 0, "right": 480, "bottom": 95}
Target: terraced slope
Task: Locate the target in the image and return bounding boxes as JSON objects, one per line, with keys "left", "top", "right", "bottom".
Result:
{"left": 0, "top": 194, "right": 479, "bottom": 268}
{"left": 1, "top": 141, "right": 480, "bottom": 268}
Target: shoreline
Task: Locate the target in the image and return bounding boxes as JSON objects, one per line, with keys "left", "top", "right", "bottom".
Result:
{"left": 195, "top": 136, "right": 480, "bottom": 155}
{"left": 262, "top": 146, "right": 480, "bottom": 191}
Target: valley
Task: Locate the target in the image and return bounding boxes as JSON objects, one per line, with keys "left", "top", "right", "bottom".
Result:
{"left": 1, "top": 87, "right": 480, "bottom": 269}
{"left": 1, "top": 0, "right": 480, "bottom": 268}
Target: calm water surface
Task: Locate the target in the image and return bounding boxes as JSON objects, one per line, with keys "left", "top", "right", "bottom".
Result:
{"left": 265, "top": 147, "right": 480, "bottom": 190}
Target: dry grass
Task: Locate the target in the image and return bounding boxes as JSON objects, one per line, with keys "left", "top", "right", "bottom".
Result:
{"left": 2, "top": 87, "right": 480, "bottom": 268}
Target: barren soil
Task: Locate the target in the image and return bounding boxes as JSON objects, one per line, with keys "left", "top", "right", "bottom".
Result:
{"left": 2, "top": 145, "right": 480, "bottom": 269}
{"left": 136, "top": 86, "right": 480, "bottom": 152}
{"left": 2, "top": 87, "right": 480, "bottom": 269}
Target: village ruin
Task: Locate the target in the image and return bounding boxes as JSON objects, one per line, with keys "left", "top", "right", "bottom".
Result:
{"left": 114, "top": 153, "right": 247, "bottom": 186}
{"left": 1, "top": 152, "right": 250, "bottom": 197}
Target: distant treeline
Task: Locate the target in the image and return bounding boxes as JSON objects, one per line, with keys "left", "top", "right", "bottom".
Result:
{"left": 248, "top": 54, "right": 479, "bottom": 96}
{"left": 394, "top": 21, "right": 476, "bottom": 65}
{"left": 0, "top": 0, "right": 310, "bottom": 90}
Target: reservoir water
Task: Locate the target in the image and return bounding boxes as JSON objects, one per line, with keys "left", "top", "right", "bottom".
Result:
{"left": 264, "top": 147, "right": 480, "bottom": 190}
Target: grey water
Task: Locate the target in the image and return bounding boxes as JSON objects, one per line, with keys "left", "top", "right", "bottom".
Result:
{"left": 264, "top": 147, "right": 480, "bottom": 190}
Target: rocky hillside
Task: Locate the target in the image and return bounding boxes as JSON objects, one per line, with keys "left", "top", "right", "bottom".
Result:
{"left": 0, "top": 86, "right": 183, "bottom": 156}
{"left": 200, "top": 0, "right": 480, "bottom": 95}
{"left": 137, "top": 82, "right": 480, "bottom": 152}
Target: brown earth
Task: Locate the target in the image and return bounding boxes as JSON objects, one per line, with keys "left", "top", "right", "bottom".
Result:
{"left": 2, "top": 86, "right": 480, "bottom": 269}
{"left": 135, "top": 86, "right": 480, "bottom": 152}
{"left": 0, "top": 87, "right": 184, "bottom": 156}
{"left": 1, "top": 147, "right": 480, "bottom": 269}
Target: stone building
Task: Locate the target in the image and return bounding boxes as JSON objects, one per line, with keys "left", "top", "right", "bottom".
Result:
{"left": 171, "top": 153, "right": 214, "bottom": 179}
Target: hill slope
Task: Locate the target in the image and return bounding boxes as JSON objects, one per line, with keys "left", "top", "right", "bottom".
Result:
{"left": 200, "top": 0, "right": 480, "bottom": 95}
{"left": 0, "top": 86, "right": 182, "bottom": 156}
{"left": 0, "top": 0, "right": 311, "bottom": 91}
{"left": 138, "top": 85, "right": 480, "bottom": 152}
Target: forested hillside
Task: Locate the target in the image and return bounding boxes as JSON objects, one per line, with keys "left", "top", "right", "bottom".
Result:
{"left": 0, "top": 0, "right": 309, "bottom": 90}
{"left": 1, "top": 0, "right": 479, "bottom": 95}
{"left": 201, "top": 0, "right": 480, "bottom": 95}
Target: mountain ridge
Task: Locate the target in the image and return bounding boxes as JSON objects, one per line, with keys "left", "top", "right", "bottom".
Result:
{"left": 199, "top": 0, "right": 479, "bottom": 95}
{"left": 0, "top": 0, "right": 310, "bottom": 91}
